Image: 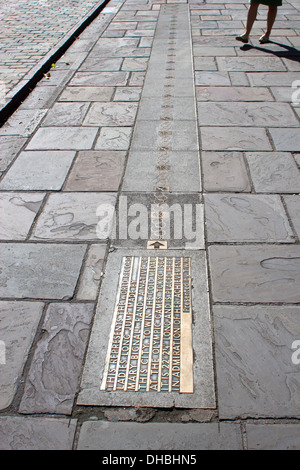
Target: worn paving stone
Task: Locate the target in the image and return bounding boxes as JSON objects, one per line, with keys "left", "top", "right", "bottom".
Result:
{"left": 26, "top": 126, "right": 97, "bottom": 150}
{"left": 246, "top": 152, "right": 300, "bottom": 193}
{"left": 0, "top": 109, "right": 47, "bottom": 136}
{"left": 95, "top": 127, "right": 132, "bottom": 150}
{"left": 69, "top": 71, "right": 129, "bottom": 86}
{"left": 192, "top": 46, "right": 236, "bottom": 56}
{"left": 209, "top": 245, "right": 300, "bottom": 303}
{"left": 284, "top": 195, "right": 300, "bottom": 239}
{"left": 247, "top": 71, "right": 300, "bottom": 87}
{"left": 198, "top": 102, "right": 298, "bottom": 127}
{"left": 246, "top": 424, "right": 300, "bottom": 450}
{"left": 0, "top": 192, "right": 45, "bottom": 239}
{"left": 64, "top": 151, "right": 126, "bottom": 191}
{"left": 113, "top": 86, "right": 142, "bottom": 101}
{"left": 76, "top": 244, "right": 106, "bottom": 301}
{"left": 204, "top": 194, "right": 294, "bottom": 243}
{"left": 19, "top": 86, "right": 61, "bottom": 109}
{"left": 0, "top": 151, "right": 75, "bottom": 190}
{"left": 58, "top": 86, "right": 114, "bottom": 102}
{"left": 137, "top": 97, "right": 196, "bottom": 121}
{"left": 201, "top": 151, "right": 251, "bottom": 192}
{"left": 77, "top": 421, "right": 243, "bottom": 450}
{"left": 123, "top": 151, "right": 201, "bottom": 192}
{"left": 196, "top": 86, "right": 273, "bottom": 101}
{"left": 195, "top": 71, "right": 231, "bottom": 86}
{"left": 0, "top": 416, "right": 77, "bottom": 450}
{"left": 78, "top": 57, "right": 123, "bottom": 71}
{"left": 0, "top": 136, "right": 27, "bottom": 171}
{"left": 0, "top": 243, "right": 86, "bottom": 299}
{"left": 0, "top": 301, "right": 44, "bottom": 410}
{"left": 19, "top": 302, "right": 94, "bottom": 415}
{"left": 214, "top": 305, "right": 300, "bottom": 419}
{"left": 83, "top": 102, "right": 138, "bottom": 126}
{"left": 201, "top": 127, "right": 272, "bottom": 151}
{"left": 32, "top": 192, "right": 117, "bottom": 240}
{"left": 42, "top": 102, "right": 90, "bottom": 126}
{"left": 269, "top": 128, "right": 300, "bottom": 152}
{"left": 216, "top": 56, "right": 286, "bottom": 71}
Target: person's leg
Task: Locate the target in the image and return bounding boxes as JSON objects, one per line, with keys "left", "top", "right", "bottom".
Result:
{"left": 259, "top": 5, "right": 277, "bottom": 42}
{"left": 236, "top": 3, "right": 259, "bottom": 43}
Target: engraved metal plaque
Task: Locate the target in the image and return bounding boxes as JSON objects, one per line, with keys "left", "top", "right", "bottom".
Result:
{"left": 101, "top": 256, "right": 193, "bottom": 394}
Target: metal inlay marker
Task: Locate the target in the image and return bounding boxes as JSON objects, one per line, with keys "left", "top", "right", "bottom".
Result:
{"left": 101, "top": 256, "right": 193, "bottom": 393}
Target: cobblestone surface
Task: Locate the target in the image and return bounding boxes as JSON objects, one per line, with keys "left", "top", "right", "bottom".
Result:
{"left": 0, "top": 0, "right": 300, "bottom": 452}
{"left": 0, "top": 0, "right": 107, "bottom": 108}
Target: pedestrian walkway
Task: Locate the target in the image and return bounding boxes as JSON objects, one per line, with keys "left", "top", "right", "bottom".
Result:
{"left": 0, "top": 0, "right": 300, "bottom": 451}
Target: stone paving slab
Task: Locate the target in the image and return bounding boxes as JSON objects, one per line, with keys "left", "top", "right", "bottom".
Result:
{"left": 77, "top": 421, "right": 243, "bottom": 450}
{"left": 0, "top": 416, "right": 77, "bottom": 450}
{"left": 0, "top": 301, "right": 44, "bottom": 410}
{"left": 214, "top": 305, "right": 300, "bottom": 419}
{"left": 246, "top": 424, "right": 300, "bottom": 450}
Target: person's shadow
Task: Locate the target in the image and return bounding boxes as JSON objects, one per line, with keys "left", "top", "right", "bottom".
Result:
{"left": 240, "top": 40, "right": 300, "bottom": 64}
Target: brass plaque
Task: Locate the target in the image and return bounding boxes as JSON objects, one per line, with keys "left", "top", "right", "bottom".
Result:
{"left": 101, "top": 256, "right": 193, "bottom": 393}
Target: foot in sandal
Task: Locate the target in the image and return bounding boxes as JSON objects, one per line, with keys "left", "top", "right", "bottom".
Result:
{"left": 235, "top": 33, "right": 249, "bottom": 43}
{"left": 259, "top": 33, "right": 270, "bottom": 44}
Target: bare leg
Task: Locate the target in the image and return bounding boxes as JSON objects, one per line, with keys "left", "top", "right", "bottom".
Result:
{"left": 236, "top": 3, "right": 259, "bottom": 43}
{"left": 260, "top": 6, "right": 277, "bottom": 42}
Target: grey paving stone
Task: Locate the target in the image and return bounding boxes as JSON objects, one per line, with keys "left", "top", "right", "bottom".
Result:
{"left": 42, "top": 102, "right": 90, "bottom": 126}
{"left": 0, "top": 243, "right": 86, "bottom": 299}
{"left": 246, "top": 424, "right": 300, "bottom": 450}
{"left": 0, "top": 109, "right": 46, "bottom": 137}
{"left": 193, "top": 46, "right": 236, "bottom": 56}
{"left": 76, "top": 244, "right": 106, "bottom": 301}
{"left": 198, "top": 102, "right": 298, "bottom": 127}
{"left": 95, "top": 127, "right": 132, "bottom": 150}
{"left": 32, "top": 192, "right": 117, "bottom": 240}
{"left": 204, "top": 194, "right": 294, "bottom": 243}
{"left": 217, "top": 56, "right": 286, "bottom": 72}
{"left": 196, "top": 86, "right": 273, "bottom": 102}
{"left": 113, "top": 86, "right": 142, "bottom": 101}
{"left": 0, "top": 417, "right": 77, "bottom": 450}
{"left": 78, "top": 57, "right": 123, "bottom": 71}
{"left": 78, "top": 249, "right": 215, "bottom": 409}
{"left": 131, "top": 121, "right": 198, "bottom": 152}
{"left": 0, "top": 151, "right": 75, "bottom": 190}
{"left": 284, "top": 195, "right": 300, "bottom": 239}
{"left": 209, "top": 245, "right": 300, "bottom": 303}
{"left": 26, "top": 127, "right": 97, "bottom": 150}
{"left": 194, "top": 56, "right": 218, "bottom": 71}
{"left": 137, "top": 97, "right": 196, "bottom": 121}
{"left": 246, "top": 152, "right": 300, "bottom": 193}
{"left": 0, "top": 301, "right": 43, "bottom": 410}
{"left": 84, "top": 102, "right": 138, "bottom": 126}
{"left": 69, "top": 71, "right": 129, "bottom": 86}
{"left": 201, "top": 151, "right": 251, "bottom": 192}
{"left": 19, "top": 302, "right": 94, "bottom": 415}
{"left": 123, "top": 151, "right": 201, "bottom": 192}
{"left": 269, "top": 128, "right": 300, "bottom": 152}
{"left": 19, "top": 86, "right": 61, "bottom": 109}
{"left": 64, "top": 151, "right": 126, "bottom": 191}
{"left": 77, "top": 422, "right": 242, "bottom": 450}
{"left": 201, "top": 127, "right": 272, "bottom": 151}
{"left": 195, "top": 71, "right": 231, "bottom": 86}
{"left": 214, "top": 305, "right": 300, "bottom": 419}
{"left": 0, "top": 192, "right": 45, "bottom": 239}
{"left": 58, "top": 86, "right": 114, "bottom": 102}
{"left": 0, "top": 136, "right": 26, "bottom": 171}
{"left": 248, "top": 72, "right": 300, "bottom": 87}
{"left": 122, "top": 57, "right": 149, "bottom": 70}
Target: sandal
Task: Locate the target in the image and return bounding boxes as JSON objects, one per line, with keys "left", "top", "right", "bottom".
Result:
{"left": 259, "top": 34, "right": 270, "bottom": 44}
{"left": 235, "top": 33, "right": 249, "bottom": 44}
